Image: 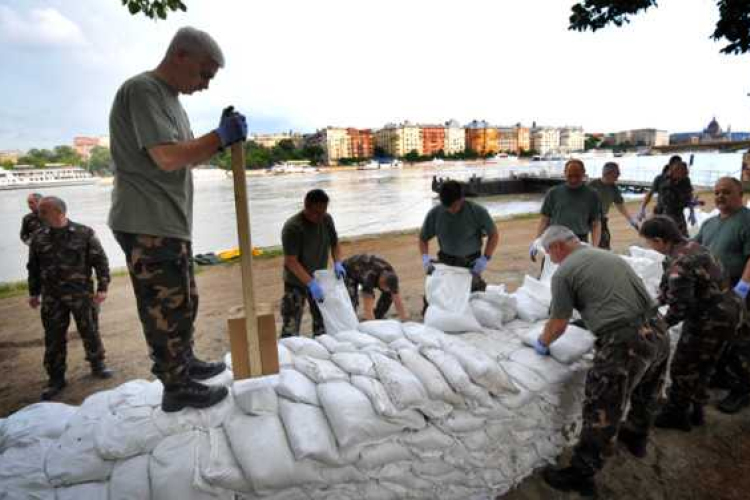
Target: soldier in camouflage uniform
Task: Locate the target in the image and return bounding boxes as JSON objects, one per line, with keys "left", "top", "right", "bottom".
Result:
{"left": 535, "top": 226, "right": 669, "bottom": 496}
{"left": 640, "top": 158, "right": 695, "bottom": 236}
{"left": 640, "top": 216, "right": 743, "bottom": 430}
{"left": 27, "top": 197, "right": 113, "bottom": 401}
{"left": 342, "top": 254, "right": 408, "bottom": 321}
{"left": 20, "top": 192, "right": 44, "bottom": 245}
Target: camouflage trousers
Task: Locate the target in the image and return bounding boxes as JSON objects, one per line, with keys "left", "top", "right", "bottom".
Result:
{"left": 345, "top": 278, "right": 392, "bottom": 319}
{"left": 571, "top": 315, "right": 670, "bottom": 475}
{"left": 716, "top": 294, "right": 750, "bottom": 393}
{"left": 280, "top": 282, "right": 325, "bottom": 337}
{"left": 597, "top": 217, "right": 611, "bottom": 251}
{"left": 115, "top": 232, "right": 198, "bottom": 388}
{"left": 41, "top": 294, "right": 105, "bottom": 381}
{"left": 667, "top": 298, "right": 744, "bottom": 410}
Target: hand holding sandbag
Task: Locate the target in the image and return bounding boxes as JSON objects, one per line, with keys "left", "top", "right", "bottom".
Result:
{"left": 533, "top": 337, "right": 550, "bottom": 356}
{"left": 471, "top": 255, "right": 489, "bottom": 276}
{"left": 307, "top": 279, "right": 325, "bottom": 302}
{"left": 334, "top": 261, "right": 346, "bottom": 280}
{"left": 422, "top": 254, "right": 435, "bottom": 275}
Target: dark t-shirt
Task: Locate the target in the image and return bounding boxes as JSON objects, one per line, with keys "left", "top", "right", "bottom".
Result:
{"left": 343, "top": 254, "right": 396, "bottom": 295}
{"left": 420, "top": 200, "right": 497, "bottom": 257}
{"left": 282, "top": 212, "right": 339, "bottom": 287}
{"left": 588, "top": 179, "right": 624, "bottom": 216}
{"left": 695, "top": 207, "right": 750, "bottom": 284}
{"left": 541, "top": 184, "right": 602, "bottom": 237}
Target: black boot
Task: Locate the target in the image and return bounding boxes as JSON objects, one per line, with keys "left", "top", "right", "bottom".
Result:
{"left": 690, "top": 403, "right": 705, "bottom": 427}
{"left": 41, "top": 379, "right": 67, "bottom": 401}
{"left": 187, "top": 357, "right": 226, "bottom": 380}
{"left": 654, "top": 406, "right": 692, "bottom": 432}
{"left": 161, "top": 379, "right": 228, "bottom": 412}
{"left": 617, "top": 427, "right": 649, "bottom": 458}
{"left": 542, "top": 466, "right": 596, "bottom": 497}
{"left": 717, "top": 391, "right": 750, "bottom": 414}
{"left": 91, "top": 362, "right": 114, "bottom": 379}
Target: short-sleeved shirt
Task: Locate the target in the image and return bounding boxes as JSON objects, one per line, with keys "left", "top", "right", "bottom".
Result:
{"left": 550, "top": 247, "right": 655, "bottom": 335}
{"left": 588, "top": 179, "right": 624, "bottom": 216}
{"left": 420, "top": 200, "right": 497, "bottom": 258}
{"left": 20, "top": 212, "right": 44, "bottom": 244}
{"left": 653, "top": 175, "right": 693, "bottom": 216}
{"left": 108, "top": 71, "right": 195, "bottom": 240}
{"left": 343, "top": 254, "right": 397, "bottom": 295}
{"left": 695, "top": 207, "right": 750, "bottom": 285}
{"left": 541, "top": 184, "right": 602, "bottom": 237}
{"left": 282, "top": 212, "right": 339, "bottom": 287}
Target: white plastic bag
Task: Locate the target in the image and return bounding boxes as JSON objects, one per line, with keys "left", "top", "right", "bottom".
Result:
{"left": 370, "top": 352, "right": 430, "bottom": 410}
{"left": 278, "top": 399, "right": 341, "bottom": 464}
{"left": 522, "top": 324, "right": 595, "bottom": 365}
{"left": 0, "top": 403, "right": 77, "bottom": 452}
{"left": 45, "top": 421, "right": 114, "bottom": 486}
{"left": 350, "top": 375, "right": 426, "bottom": 430}
{"left": 442, "top": 340, "right": 517, "bottom": 395}
{"left": 423, "top": 265, "right": 483, "bottom": 333}
{"left": 330, "top": 352, "right": 377, "bottom": 377}
{"left": 93, "top": 405, "right": 162, "bottom": 460}
{"left": 358, "top": 320, "right": 404, "bottom": 343}
{"left": 109, "top": 454, "right": 151, "bottom": 500}
{"left": 397, "top": 348, "right": 463, "bottom": 406}
{"left": 197, "top": 428, "right": 253, "bottom": 493}
{"left": 315, "top": 270, "right": 359, "bottom": 334}
{"left": 232, "top": 375, "right": 280, "bottom": 416}
{"left": 276, "top": 369, "right": 320, "bottom": 406}
{"left": 293, "top": 356, "right": 349, "bottom": 383}
{"left": 280, "top": 336, "right": 331, "bottom": 360}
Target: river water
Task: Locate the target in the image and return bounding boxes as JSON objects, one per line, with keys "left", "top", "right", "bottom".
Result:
{"left": 0, "top": 152, "right": 743, "bottom": 283}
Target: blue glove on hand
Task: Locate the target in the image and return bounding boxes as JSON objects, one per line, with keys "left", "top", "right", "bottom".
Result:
{"left": 529, "top": 241, "right": 539, "bottom": 262}
{"left": 688, "top": 208, "right": 697, "bottom": 226}
{"left": 422, "top": 254, "right": 435, "bottom": 274}
{"left": 307, "top": 279, "right": 325, "bottom": 302}
{"left": 215, "top": 108, "right": 248, "bottom": 148}
{"left": 628, "top": 217, "right": 640, "bottom": 230}
{"left": 637, "top": 207, "right": 647, "bottom": 222}
{"left": 533, "top": 337, "right": 550, "bottom": 356}
{"left": 734, "top": 280, "right": 750, "bottom": 300}
{"left": 334, "top": 261, "right": 346, "bottom": 280}
{"left": 472, "top": 255, "right": 489, "bottom": 275}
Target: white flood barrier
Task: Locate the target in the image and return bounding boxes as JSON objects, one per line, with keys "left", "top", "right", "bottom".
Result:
{"left": 0, "top": 247, "right": 667, "bottom": 500}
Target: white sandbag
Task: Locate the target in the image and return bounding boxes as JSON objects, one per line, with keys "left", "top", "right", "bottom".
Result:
{"left": 276, "top": 369, "right": 319, "bottom": 406}
{"left": 389, "top": 338, "right": 416, "bottom": 351}
{"left": 278, "top": 343, "right": 294, "bottom": 367}
{"left": 369, "top": 352, "right": 430, "bottom": 410}
{"left": 152, "top": 390, "right": 235, "bottom": 436}
{"left": 513, "top": 275, "right": 551, "bottom": 322}
{"left": 94, "top": 405, "right": 162, "bottom": 460}
{"left": 628, "top": 245, "right": 665, "bottom": 263}
{"left": 442, "top": 340, "right": 517, "bottom": 395}
{"left": 399, "top": 425, "right": 454, "bottom": 453}
{"left": 357, "top": 441, "right": 413, "bottom": 469}
{"left": 150, "top": 431, "right": 226, "bottom": 500}
{"left": 358, "top": 320, "right": 404, "bottom": 343}
{"left": 293, "top": 356, "right": 349, "bottom": 383}
{"left": 333, "top": 329, "right": 386, "bottom": 348}
{"left": 0, "top": 439, "right": 55, "bottom": 500}
{"left": 318, "top": 381, "right": 405, "bottom": 449}
{"left": 318, "top": 465, "right": 368, "bottom": 484}
{"left": 315, "top": 270, "right": 359, "bottom": 334}
{"left": 197, "top": 428, "right": 252, "bottom": 493}
{"left": 109, "top": 454, "right": 151, "bottom": 500}
{"left": 402, "top": 322, "right": 447, "bottom": 349}
{"left": 331, "top": 352, "right": 377, "bottom": 377}
{"left": 470, "top": 285, "right": 518, "bottom": 328}
{"left": 499, "top": 360, "right": 548, "bottom": 392}
{"left": 278, "top": 399, "right": 341, "bottom": 465}
{"left": 55, "top": 482, "right": 108, "bottom": 500}
{"left": 397, "top": 348, "right": 463, "bottom": 406}
{"left": 224, "top": 412, "right": 324, "bottom": 494}
{"left": 350, "top": 375, "right": 426, "bottom": 430}
{"left": 423, "top": 265, "right": 483, "bottom": 333}
{"left": 421, "top": 348, "right": 494, "bottom": 408}
{"left": 436, "top": 410, "right": 486, "bottom": 433}
{"left": 0, "top": 402, "right": 77, "bottom": 452}
{"left": 45, "top": 421, "right": 114, "bottom": 486}
{"left": 280, "top": 336, "right": 331, "bottom": 360}
{"left": 510, "top": 349, "right": 574, "bottom": 385}
{"left": 521, "top": 324, "right": 595, "bottom": 365}
{"left": 232, "top": 375, "right": 280, "bottom": 416}
{"left": 106, "top": 380, "right": 155, "bottom": 411}
{"left": 470, "top": 299, "right": 506, "bottom": 329}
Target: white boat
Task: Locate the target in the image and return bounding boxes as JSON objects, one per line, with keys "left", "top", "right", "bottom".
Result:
{"left": 378, "top": 159, "right": 403, "bottom": 169}
{"left": 431, "top": 158, "right": 445, "bottom": 165}
{"left": 357, "top": 160, "right": 380, "bottom": 171}
{"left": 0, "top": 166, "right": 96, "bottom": 190}
{"left": 269, "top": 162, "right": 318, "bottom": 175}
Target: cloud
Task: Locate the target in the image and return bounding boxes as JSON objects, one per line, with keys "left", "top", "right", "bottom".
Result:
{"left": 0, "top": 6, "right": 87, "bottom": 48}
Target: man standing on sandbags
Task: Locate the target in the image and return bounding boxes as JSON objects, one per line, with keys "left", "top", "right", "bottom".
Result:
{"left": 529, "top": 159, "right": 602, "bottom": 261}
{"left": 588, "top": 162, "right": 640, "bottom": 250}
{"left": 27, "top": 197, "right": 114, "bottom": 400}
{"left": 108, "top": 27, "right": 247, "bottom": 411}
{"left": 419, "top": 180, "right": 498, "bottom": 293}
{"left": 533, "top": 225, "right": 669, "bottom": 496}
{"left": 342, "top": 254, "right": 408, "bottom": 321}
{"left": 281, "top": 189, "right": 345, "bottom": 337}
{"left": 695, "top": 177, "right": 750, "bottom": 414}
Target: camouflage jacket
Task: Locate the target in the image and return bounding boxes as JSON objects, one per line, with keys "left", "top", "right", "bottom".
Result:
{"left": 655, "top": 176, "right": 693, "bottom": 216}
{"left": 659, "top": 240, "right": 731, "bottom": 326}
{"left": 342, "top": 254, "right": 397, "bottom": 295}
{"left": 27, "top": 220, "right": 110, "bottom": 297}
{"left": 20, "top": 212, "right": 44, "bottom": 245}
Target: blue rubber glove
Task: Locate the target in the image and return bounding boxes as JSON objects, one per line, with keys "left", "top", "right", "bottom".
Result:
{"left": 215, "top": 108, "right": 248, "bottom": 148}
{"left": 472, "top": 255, "right": 489, "bottom": 275}
{"left": 533, "top": 337, "right": 550, "bottom": 356}
{"left": 334, "top": 261, "right": 346, "bottom": 280}
{"left": 734, "top": 280, "right": 750, "bottom": 300}
{"left": 688, "top": 208, "right": 697, "bottom": 226}
{"left": 307, "top": 279, "right": 325, "bottom": 302}
{"left": 628, "top": 217, "right": 640, "bottom": 230}
{"left": 637, "top": 207, "right": 647, "bottom": 222}
{"left": 422, "top": 254, "right": 435, "bottom": 274}
{"left": 529, "top": 241, "right": 539, "bottom": 262}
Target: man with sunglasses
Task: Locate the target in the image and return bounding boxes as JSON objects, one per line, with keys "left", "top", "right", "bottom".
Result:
{"left": 108, "top": 27, "right": 247, "bottom": 412}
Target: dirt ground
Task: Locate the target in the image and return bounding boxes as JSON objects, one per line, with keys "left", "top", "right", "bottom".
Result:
{"left": 2, "top": 194, "right": 749, "bottom": 498}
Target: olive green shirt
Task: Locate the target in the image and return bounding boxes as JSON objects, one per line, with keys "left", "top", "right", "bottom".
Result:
{"left": 550, "top": 247, "right": 655, "bottom": 335}
{"left": 588, "top": 178, "right": 624, "bottom": 216}
{"left": 420, "top": 200, "right": 497, "bottom": 257}
{"left": 108, "top": 71, "right": 195, "bottom": 240}
{"left": 695, "top": 207, "right": 750, "bottom": 284}
{"left": 282, "top": 212, "right": 339, "bottom": 287}
{"left": 541, "top": 184, "right": 602, "bottom": 237}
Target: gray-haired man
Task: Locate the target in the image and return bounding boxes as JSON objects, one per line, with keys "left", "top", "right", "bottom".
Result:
{"left": 587, "top": 162, "right": 639, "bottom": 250}
{"left": 20, "top": 192, "right": 44, "bottom": 245}
{"left": 109, "top": 27, "right": 247, "bottom": 411}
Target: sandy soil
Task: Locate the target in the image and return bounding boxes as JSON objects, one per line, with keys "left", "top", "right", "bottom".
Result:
{"left": 2, "top": 194, "right": 749, "bottom": 498}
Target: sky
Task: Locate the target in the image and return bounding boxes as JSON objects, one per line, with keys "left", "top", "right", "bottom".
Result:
{"left": 0, "top": 0, "right": 748, "bottom": 150}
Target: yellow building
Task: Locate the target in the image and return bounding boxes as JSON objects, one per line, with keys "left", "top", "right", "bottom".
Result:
{"left": 497, "top": 128, "right": 518, "bottom": 154}
{"left": 443, "top": 119, "right": 465, "bottom": 155}
{"left": 374, "top": 122, "right": 423, "bottom": 157}
{"left": 465, "top": 120, "right": 499, "bottom": 156}
{"left": 306, "top": 127, "right": 351, "bottom": 164}
{"left": 531, "top": 127, "right": 561, "bottom": 155}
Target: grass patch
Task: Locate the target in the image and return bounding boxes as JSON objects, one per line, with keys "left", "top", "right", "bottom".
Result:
{"left": 0, "top": 281, "right": 28, "bottom": 300}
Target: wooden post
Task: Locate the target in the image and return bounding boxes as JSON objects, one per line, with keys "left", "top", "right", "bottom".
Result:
{"left": 230, "top": 141, "right": 263, "bottom": 377}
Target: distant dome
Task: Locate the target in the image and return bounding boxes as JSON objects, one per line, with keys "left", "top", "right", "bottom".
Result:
{"left": 705, "top": 117, "right": 722, "bottom": 137}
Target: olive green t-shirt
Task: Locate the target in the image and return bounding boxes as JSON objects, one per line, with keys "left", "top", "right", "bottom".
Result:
{"left": 420, "top": 200, "right": 497, "bottom": 257}
{"left": 695, "top": 207, "right": 750, "bottom": 284}
{"left": 550, "top": 247, "right": 655, "bottom": 335}
{"left": 108, "top": 71, "right": 195, "bottom": 240}
{"left": 282, "top": 212, "right": 339, "bottom": 287}
{"left": 541, "top": 184, "right": 602, "bottom": 237}
{"left": 588, "top": 178, "right": 624, "bottom": 216}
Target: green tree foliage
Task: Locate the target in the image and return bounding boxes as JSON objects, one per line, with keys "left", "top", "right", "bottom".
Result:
{"left": 18, "top": 147, "right": 83, "bottom": 168}
{"left": 88, "top": 146, "right": 113, "bottom": 175}
{"left": 121, "top": 0, "right": 186, "bottom": 20}
{"left": 213, "top": 140, "right": 328, "bottom": 170}
{"left": 569, "top": 0, "right": 750, "bottom": 54}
